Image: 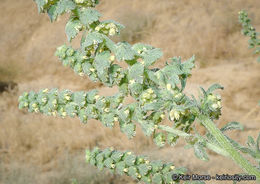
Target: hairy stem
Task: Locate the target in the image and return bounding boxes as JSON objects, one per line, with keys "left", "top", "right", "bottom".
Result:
{"left": 158, "top": 125, "right": 229, "bottom": 157}
{"left": 198, "top": 115, "right": 260, "bottom": 181}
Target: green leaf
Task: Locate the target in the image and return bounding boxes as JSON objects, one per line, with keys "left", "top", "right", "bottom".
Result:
{"left": 206, "top": 83, "right": 224, "bottom": 94}
{"left": 194, "top": 142, "right": 209, "bottom": 161}
{"left": 94, "top": 51, "right": 111, "bottom": 82}
{"left": 128, "top": 166, "right": 138, "bottom": 179}
{"left": 132, "top": 43, "right": 153, "bottom": 52}
{"left": 181, "top": 55, "right": 195, "bottom": 75}
{"left": 65, "top": 102, "right": 78, "bottom": 117}
{"left": 142, "top": 48, "right": 163, "bottom": 67}
{"left": 167, "top": 133, "right": 179, "bottom": 146}
{"left": 35, "top": 0, "right": 48, "bottom": 12}
{"left": 120, "top": 123, "right": 136, "bottom": 139}
{"left": 101, "top": 113, "right": 115, "bottom": 128}
{"left": 138, "top": 164, "right": 151, "bottom": 176}
{"left": 47, "top": 4, "right": 58, "bottom": 22}
{"left": 138, "top": 120, "right": 155, "bottom": 136}
{"left": 147, "top": 70, "right": 159, "bottom": 84}
{"left": 96, "top": 152, "right": 104, "bottom": 162}
{"left": 164, "top": 171, "right": 175, "bottom": 183}
{"left": 124, "top": 154, "right": 136, "bottom": 166}
{"left": 172, "top": 167, "right": 187, "bottom": 174}
{"left": 103, "top": 148, "right": 113, "bottom": 158}
{"left": 81, "top": 32, "right": 104, "bottom": 49}
{"left": 153, "top": 133, "right": 166, "bottom": 147}
{"left": 86, "top": 90, "right": 98, "bottom": 104}
{"left": 79, "top": 8, "right": 101, "bottom": 25}
{"left": 115, "top": 161, "right": 126, "bottom": 175}
{"left": 104, "top": 158, "right": 114, "bottom": 169}
{"left": 141, "top": 176, "right": 152, "bottom": 184}
{"left": 143, "top": 101, "right": 163, "bottom": 111}
{"left": 78, "top": 108, "right": 88, "bottom": 123}
{"left": 111, "top": 151, "right": 124, "bottom": 162}
{"left": 118, "top": 108, "right": 130, "bottom": 123}
{"left": 247, "top": 136, "right": 256, "bottom": 149}
{"left": 119, "top": 82, "right": 128, "bottom": 95}
{"left": 56, "top": 0, "right": 76, "bottom": 15}
{"left": 152, "top": 173, "right": 163, "bottom": 184}
{"left": 129, "top": 63, "right": 144, "bottom": 84}
{"left": 129, "top": 83, "right": 143, "bottom": 98}
{"left": 115, "top": 42, "right": 137, "bottom": 61}
{"left": 65, "top": 18, "right": 82, "bottom": 42}
{"left": 156, "top": 71, "right": 167, "bottom": 87}
{"left": 220, "top": 122, "right": 244, "bottom": 132}
{"left": 73, "top": 91, "right": 86, "bottom": 107}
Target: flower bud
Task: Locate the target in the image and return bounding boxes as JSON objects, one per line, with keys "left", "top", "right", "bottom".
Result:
{"left": 166, "top": 84, "right": 172, "bottom": 90}
{"left": 43, "top": 88, "right": 49, "bottom": 93}
{"left": 114, "top": 117, "right": 119, "bottom": 122}
{"left": 147, "top": 88, "right": 153, "bottom": 94}
{"left": 211, "top": 103, "right": 218, "bottom": 109}
{"left": 109, "top": 55, "right": 115, "bottom": 62}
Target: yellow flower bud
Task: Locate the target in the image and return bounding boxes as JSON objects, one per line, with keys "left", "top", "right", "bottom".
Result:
{"left": 32, "top": 103, "right": 37, "bottom": 108}
{"left": 52, "top": 111, "right": 57, "bottom": 117}
{"left": 114, "top": 117, "right": 119, "bottom": 122}
{"left": 109, "top": 55, "right": 115, "bottom": 61}
{"left": 147, "top": 88, "right": 153, "bottom": 94}
{"left": 145, "top": 160, "right": 150, "bottom": 164}
{"left": 109, "top": 28, "right": 116, "bottom": 36}
{"left": 94, "top": 95, "right": 100, "bottom": 100}
{"left": 166, "top": 84, "right": 172, "bottom": 90}
{"left": 65, "top": 95, "right": 71, "bottom": 101}
{"left": 43, "top": 88, "right": 49, "bottom": 93}
{"left": 160, "top": 114, "right": 165, "bottom": 119}
{"left": 90, "top": 68, "right": 95, "bottom": 72}
{"left": 211, "top": 103, "right": 218, "bottom": 109}
{"left": 217, "top": 101, "right": 221, "bottom": 108}
{"left": 124, "top": 109, "right": 130, "bottom": 115}
{"left": 129, "top": 79, "right": 135, "bottom": 85}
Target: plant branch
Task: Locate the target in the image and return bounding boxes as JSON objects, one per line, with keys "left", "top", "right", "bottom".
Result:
{"left": 198, "top": 115, "right": 260, "bottom": 182}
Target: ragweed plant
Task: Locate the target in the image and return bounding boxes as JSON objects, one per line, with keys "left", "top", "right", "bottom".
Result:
{"left": 239, "top": 10, "right": 260, "bottom": 62}
{"left": 18, "top": 0, "right": 260, "bottom": 183}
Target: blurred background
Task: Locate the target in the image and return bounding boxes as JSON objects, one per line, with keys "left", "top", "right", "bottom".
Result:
{"left": 0, "top": 0, "right": 259, "bottom": 183}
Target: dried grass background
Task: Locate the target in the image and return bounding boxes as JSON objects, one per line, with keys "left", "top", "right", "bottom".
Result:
{"left": 0, "top": 0, "right": 260, "bottom": 183}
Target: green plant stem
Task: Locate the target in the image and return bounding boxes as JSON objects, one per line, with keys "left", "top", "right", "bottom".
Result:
{"left": 158, "top": 125, "right": 191, "bottom": 137}
{"left": 198, "top": 115, "right": 260, "bottom": 182}
{"left": 158, "top": 125, "right": 229, "bottom": 157}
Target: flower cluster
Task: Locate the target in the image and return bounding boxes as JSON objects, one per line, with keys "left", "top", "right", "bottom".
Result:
{"left": 201, "top": 93, "right": 222, "bottom": 120}
{"left": 95, "top": 20, "right": 124, "bottom": 36}
{"left": 86, "top": 147, "right": 183, "bottom": 184}
{"left": 18, "top": 89, "right": 124, "bottom": 126}
{"left": 140, "top": 88, "right": 157, "bottom": 106}
{"left": 74, "top": 0, "right": 99, "bottom": 7}
{"left": 55, "top": 44, "right": 126, "bottom": 85}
